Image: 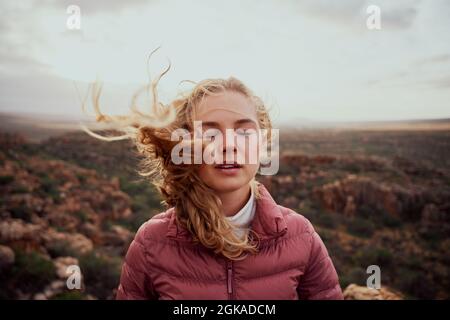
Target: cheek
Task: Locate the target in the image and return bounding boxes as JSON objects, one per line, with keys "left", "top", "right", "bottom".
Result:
{"left": 247, "top": 143, "right": 260, "bottom": 163}
{"left": 237, "top": 136, "right": 260, "bottom": 164}
{"left": 197, "top": 164, "right": 210, "bottom": 176}
{"left": 197, "top": 164, "right": 216, "bottom": 184}
{"left": 242, "top": 163, "right": 259, "bottom": 178}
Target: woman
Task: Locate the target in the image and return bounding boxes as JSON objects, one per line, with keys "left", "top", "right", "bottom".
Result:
{"left": 82, "top": 61, "right": 343, "bottom": 300}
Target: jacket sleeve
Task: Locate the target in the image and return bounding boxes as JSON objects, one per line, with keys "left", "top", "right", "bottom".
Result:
{"left": 116, "top": 222, "right": 158, "bottom": 300}
{"left": 297, "top": 221, "right": 344, "bottom": 300}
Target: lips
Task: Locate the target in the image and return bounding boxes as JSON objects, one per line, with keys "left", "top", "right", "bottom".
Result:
{"left": 214, "top": 163, "right": 242, "bottom": 169}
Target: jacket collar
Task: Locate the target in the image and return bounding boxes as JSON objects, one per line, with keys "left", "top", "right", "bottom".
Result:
{"left": 166, "top": 183, "right": 287, "bottom": 242}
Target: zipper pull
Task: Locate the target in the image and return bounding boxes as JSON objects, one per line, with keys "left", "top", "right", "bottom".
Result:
{"left": 227, "top": 260, "right": 233, "bottom": 295}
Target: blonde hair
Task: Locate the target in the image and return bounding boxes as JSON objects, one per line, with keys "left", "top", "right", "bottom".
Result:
{"left": 80, "top": 54, "right": 274, "bottom": 260}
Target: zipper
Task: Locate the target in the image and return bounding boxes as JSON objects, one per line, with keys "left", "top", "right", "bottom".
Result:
{"left": 226, "top": 260, "right": 234, "bottom": 300}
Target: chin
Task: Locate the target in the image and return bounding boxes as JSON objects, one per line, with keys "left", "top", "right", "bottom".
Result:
{"left": 211, "top": 182, "right": 243, "bottom": 192}
{"left": 198, "top": 166, "right": 256, "bottom": 193}
{"left": 209, "top": 177, "right": 250, "bottom": 193}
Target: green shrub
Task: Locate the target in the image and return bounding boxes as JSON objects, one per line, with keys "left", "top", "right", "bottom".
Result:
{"left": 357, "top": 204, "right": 402, "bottom": 229}
{"left": 54, "top": 225, "right": 69, "bottom": 233}
{"left": 357, "top": 204, "right": 377, "bottom": 220}
{"left": 347, "top": 217, "right": 375, "bottom": 238}
{"left": 50, "top": 291, "right": 86, "bottom": 300}
{"left": 354, "top": 246, "right": 393, "bottom": 268}
{"left": 76, "top": 173, "right": 87, "bottom": 184}
{"left": 11, "top": 185, "right": 29, "bottom": 193}
{"left": 380, "top": 212, "right": 402, "bottom": 228}
{"left": 79, "top": 251, "right": 121, "bottom": 299}
{"left": 315, "top": 212, "right": 337, "bottom": 229}
{"left": 0, "top": 175, "right": 14, "bottom": 185}
{"left": 397, "top": 268, "right": 437, "bottom": 299}
{"left": 39, "top": 175, "right": 61, "bottom": 203}
{"left": 73, "top": 210, "right": 88, "bottom": 223}
{"left": 11, "top": 249, "right": 56, "bottom": 293}
{"left": 46, "top": 240, "right": 77, "bottom": 258}
{"left": 9, "top": 205, "right": 33, "bottom": 222}
{"left": 339, "top": 266, "right": 367, "bottom": 289}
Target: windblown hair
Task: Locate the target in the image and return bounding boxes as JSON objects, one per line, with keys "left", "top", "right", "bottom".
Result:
{"left": 80, "top": 54, "right": 274, "bottom": 260}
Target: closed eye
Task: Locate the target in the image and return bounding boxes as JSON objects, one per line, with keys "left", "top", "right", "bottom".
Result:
{"left": 236, "top": 128, "right": 257, "bottom": 136}
{"left": 203, "top": 128, "right": 222, "bottom": 139}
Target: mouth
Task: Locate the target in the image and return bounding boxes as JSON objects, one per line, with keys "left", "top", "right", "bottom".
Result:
{"left": 214, "top": 163, "right": 243, "bottom": 169}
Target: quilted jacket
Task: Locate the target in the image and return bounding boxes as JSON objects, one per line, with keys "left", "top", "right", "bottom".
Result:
{"left": 116, "top": 183, "right": 343, "bottom": 300}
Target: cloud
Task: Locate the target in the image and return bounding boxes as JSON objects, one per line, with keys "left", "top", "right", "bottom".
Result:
{"left": 381, "top": 6, "right": 417, "bottom": 29}
{"left": 416, "top": 54, "right": 450, "bottom": 67}
{"left": 291, "top": 0, "right": 419, "bottom": 30}
{"left": 32, "top": 0, "right": 150, "bottom": 15}
{"left": 431, "top": 74, "right": 450, "bottom": 90}
{"left": 0, "top": 0, "right": 449, "bottom": 122}
{"left": 367, "top": 70, "right": 450, "bottom": 90}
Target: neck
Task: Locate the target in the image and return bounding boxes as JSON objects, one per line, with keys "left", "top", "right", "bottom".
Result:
{"left": 218, "top": 184, "right": 252, "bottom": 217}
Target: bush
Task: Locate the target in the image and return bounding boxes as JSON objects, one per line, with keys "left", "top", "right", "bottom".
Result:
{"left": 397, "top": 268, "right": 437, "bottom": 299}
{"left": 339, "top": 266, "right": 367, "bottom": 289}
{"left": 301, "top": 201, "right": 338, "bottom": 230}
{"left": 11, "top": 249, "right": 56, "bottom": 293}
{"left": 9, "top": 205, "right": 33, "bottom": 222}
{"left": 347, "top": 217, "right": 375, "bottom": 238}
{"left": 79, "top": 251, "right": 122, "bottom": 299}
{"left": 380, "top": 212, "right": 402, "bottom": 228}
{"left": 0, "top": 175, "right": 14, "bottom": 185}
{"left": 358, "top": 204, "right": 378, "bottom": 220}
{"left": 354, "top": 246, "right": 394, "bottom": 268}
{"left": 73, "top": 210, "right": 88, "bottom": 223}
{"left": 358, "top": 204, "right": 402, "bottom": 229}
{"left": 11, "top": 185, "right": 29, "bottom": 194}
{"left": 38, "top": 174, "right": 61, "bottom": 203}
{"left": 315, "top": 212, "right": 337, "bottom": 229}
{"left": 50, "top": 291, "right": 86, "bottom": 300}
{"left": 120, "top": 177, "right": 162, "bottom": 212}
{"left": 46, "top": 240, "right": 78, "bottom": 258}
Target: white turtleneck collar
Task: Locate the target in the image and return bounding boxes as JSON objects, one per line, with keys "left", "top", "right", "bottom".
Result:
{"left": 225, "top": 187, "right": 256, "bottom": 239}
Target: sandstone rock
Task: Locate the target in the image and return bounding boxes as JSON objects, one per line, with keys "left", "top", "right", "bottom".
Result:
{"left": 33, "top": 293, "right": 48, "bottom": 300}
{"left": 418, "top": 203, "right": 450, "bottom": 241}
{"left": 103, "top": 225, "right": 133, "bottom": 247}
{"left": 343, "top": 284, "right": 403, "bottom": 300}
{"left": 313, "top": 174, "right": 427, "bottom": 220}
{"left": 0, "top": 245, "right": 15, "bottom": 270}
{"left": 33, "top": 280, "right": 66, "bottom": 300}
{"left": 54, "top": 256, "right": 80, "bottom": 279}
{"left": 42, "top": 230, "right": 94, "bottom": 256}
{"left": 0, "top": 219, "right": 43, "bottom": 242}
{"left": 80, "top": 222, "right": 102, "bottom": 243}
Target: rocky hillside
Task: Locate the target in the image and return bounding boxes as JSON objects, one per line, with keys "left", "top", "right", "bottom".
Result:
{"left": 259, "top": 136, "right": 450, "bottom": 299}
{"left": 0, "top": 132, "right": 159, "bottom": 299}
{"left": 1, "top": 129, "right": 449, "bottom": 299}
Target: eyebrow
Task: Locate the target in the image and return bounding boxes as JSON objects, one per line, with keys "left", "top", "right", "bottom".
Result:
{"left": 202, "top": 118, "right": 258, "bottom": 127}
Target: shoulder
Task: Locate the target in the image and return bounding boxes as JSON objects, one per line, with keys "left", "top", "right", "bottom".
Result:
{"left": 277, "top": 204, "right": 317, "bottom": 238}
{"left": 278, "top": 205, "right": 333, "bottom": 264}
{"left": 133, "top": 208, "right": 174, "bottom": 244}
{"left": 122, "top": 209, "right": 174, "bottom": 272}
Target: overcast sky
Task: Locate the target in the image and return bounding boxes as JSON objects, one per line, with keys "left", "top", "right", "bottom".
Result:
{"left": 0, "top": 0, "right": 449, "bottom": 125}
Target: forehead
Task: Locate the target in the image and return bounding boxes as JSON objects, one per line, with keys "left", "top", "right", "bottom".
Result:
{"left": 194, "top": 90, "right": 257, "bottom": 122}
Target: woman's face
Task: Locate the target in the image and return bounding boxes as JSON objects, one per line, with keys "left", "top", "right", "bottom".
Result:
{"left": 193, "top": 90, "right": 260, "bottom": 194}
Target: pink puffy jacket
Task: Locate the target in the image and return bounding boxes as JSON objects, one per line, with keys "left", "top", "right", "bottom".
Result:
{"left": 116, "top": 183, "right": 343, "bottom": 300}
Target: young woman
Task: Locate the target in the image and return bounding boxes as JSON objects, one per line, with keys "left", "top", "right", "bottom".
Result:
{"left": 82, "top": 64, "right": 343, "bottom": 300}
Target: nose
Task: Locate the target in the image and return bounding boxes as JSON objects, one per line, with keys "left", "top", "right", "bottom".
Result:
{"left": 222, "top": 130, "right": 237, "bottom": 162}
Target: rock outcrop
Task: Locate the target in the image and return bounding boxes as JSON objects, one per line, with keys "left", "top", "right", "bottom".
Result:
{"left": 343, "top": 284, "right": 403, "bottom": 300}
